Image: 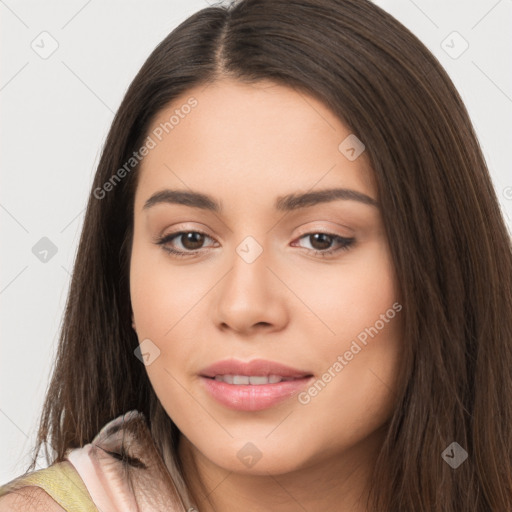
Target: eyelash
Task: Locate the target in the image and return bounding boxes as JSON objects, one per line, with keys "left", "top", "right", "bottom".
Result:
{"left": 154, "top": 230, "right": 355, "bottom": 259}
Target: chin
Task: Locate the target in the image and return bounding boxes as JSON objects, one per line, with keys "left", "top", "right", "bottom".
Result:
{"left": 194, "top": 437, "right": 319, "bottom": 476}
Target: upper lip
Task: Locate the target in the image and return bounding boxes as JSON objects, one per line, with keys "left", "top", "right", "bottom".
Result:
{"left": 200, "top": 358, "right": 313, "bottom": 379}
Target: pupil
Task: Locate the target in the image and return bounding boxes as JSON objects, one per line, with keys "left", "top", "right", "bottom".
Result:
{"left": 183, "top": 232, "right": 204, "bottom": 250}
{"left": 310, "top": 233, "right": 331, "bottom": 250}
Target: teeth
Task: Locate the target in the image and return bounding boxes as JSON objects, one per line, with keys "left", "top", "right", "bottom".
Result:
{"left": 213, "top": 374, "right": 292, "bottom": 385}
{"left": 233, "top": 375, "right": 249, "bottom": 385}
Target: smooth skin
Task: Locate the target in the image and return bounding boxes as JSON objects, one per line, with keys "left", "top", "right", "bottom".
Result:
{"left": 130, "top": 78, "right": 403, "bottom": 512}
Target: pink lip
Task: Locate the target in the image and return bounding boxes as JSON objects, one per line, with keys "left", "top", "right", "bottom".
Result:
{"left": 199, "top": 358, "right": 314, "bottom": 411}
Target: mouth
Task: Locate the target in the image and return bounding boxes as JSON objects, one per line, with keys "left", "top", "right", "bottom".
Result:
{"left": 199, "top": 359, "right": 314, "bottom": 411}
{"left": 209, "top": 374, "right": 302, "bottom": 384}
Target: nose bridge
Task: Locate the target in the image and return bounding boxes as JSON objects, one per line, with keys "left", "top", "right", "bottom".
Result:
{"left": 226, "top": 234, "right": 272, "bottom": 299}
{"left": 214, "top": 233, "right": 287, "bottom": 333}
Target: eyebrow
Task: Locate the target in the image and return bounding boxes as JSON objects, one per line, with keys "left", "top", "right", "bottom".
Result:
{"left": 142, "top": 187, "right": 379, "bottom": 212}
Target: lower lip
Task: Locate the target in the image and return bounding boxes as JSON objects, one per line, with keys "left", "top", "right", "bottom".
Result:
{"left": 200, "top": 376, "right": 313, "bottom": 411}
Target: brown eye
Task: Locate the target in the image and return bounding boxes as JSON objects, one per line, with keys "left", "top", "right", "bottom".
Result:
{"left": 179, "top": 232, "right": 206, "bottom": 250}
{"left": 293, "top": 232, "right": 355, "bottom": 257}
{"left": 156, "top": 230, "right": 217, "bottom": 257}
{"left": 308, "top": 233, "right": 334, "bottom": 251}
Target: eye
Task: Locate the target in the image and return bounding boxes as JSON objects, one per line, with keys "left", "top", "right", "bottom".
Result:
{"left": 155, "top": 230, "right": 217, "bottom": 257}
{"left": 292, "top": 232, "right": 355, "bottom": 257}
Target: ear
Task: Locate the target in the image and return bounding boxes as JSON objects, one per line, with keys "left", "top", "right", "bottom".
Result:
{"left": 131, "top": 313, "right": 136, "bottom": 331}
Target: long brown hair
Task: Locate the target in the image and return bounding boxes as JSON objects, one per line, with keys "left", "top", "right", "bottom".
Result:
{"left": 27, "top": 0, "right": 512, "bottom": 510}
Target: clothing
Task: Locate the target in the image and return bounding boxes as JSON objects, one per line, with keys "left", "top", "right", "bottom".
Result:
{"left": 0, "top": 410, "right": 198, "bottom": 511}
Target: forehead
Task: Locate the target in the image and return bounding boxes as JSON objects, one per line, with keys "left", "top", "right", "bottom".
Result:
{"left": 134, "top": 78, "right": 376, "bottom": 212}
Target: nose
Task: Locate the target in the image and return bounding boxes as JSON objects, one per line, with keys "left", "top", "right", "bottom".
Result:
{"left": 214, "top": 243, "right": 289, "bottom": 336}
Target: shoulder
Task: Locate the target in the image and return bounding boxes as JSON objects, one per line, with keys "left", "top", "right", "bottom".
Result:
{"left": 0, "top": 486, "right": 66, "bottom": 511}
{"left": 0, "top": 460, "right": 96, "bottom": 512}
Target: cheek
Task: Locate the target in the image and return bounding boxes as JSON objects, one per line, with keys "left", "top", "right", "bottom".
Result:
{"left": 293, "top": 239, "right": 399, "bottom": 345}
{"left": 295, "top": 315, "right": 402, "bottom": 459}
{"left": 129, "top": 237, "right": 214, "bottom": 386}
{"left": 294, "top": 241, "right": 402, "bottom": 433}
{"left": 129, "top": 238, "right": 204, "bottom": 337}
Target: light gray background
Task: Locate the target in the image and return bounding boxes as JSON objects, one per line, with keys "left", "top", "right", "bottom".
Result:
{"left": 1, "top": 0, "right": 511, "bottom": 482}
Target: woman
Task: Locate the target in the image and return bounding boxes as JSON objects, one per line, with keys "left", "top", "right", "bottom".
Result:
{"left": 1, "top": 0, "right": 511, "bottom": 510}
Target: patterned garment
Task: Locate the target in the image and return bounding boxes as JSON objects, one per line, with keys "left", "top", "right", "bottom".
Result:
{"left": 0, "top": 410, "right": 198, "bottom": 511}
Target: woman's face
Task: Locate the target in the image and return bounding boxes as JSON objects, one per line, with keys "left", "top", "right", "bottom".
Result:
{"left": 130, "top": 78, "right": 403, "bottom": 476}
